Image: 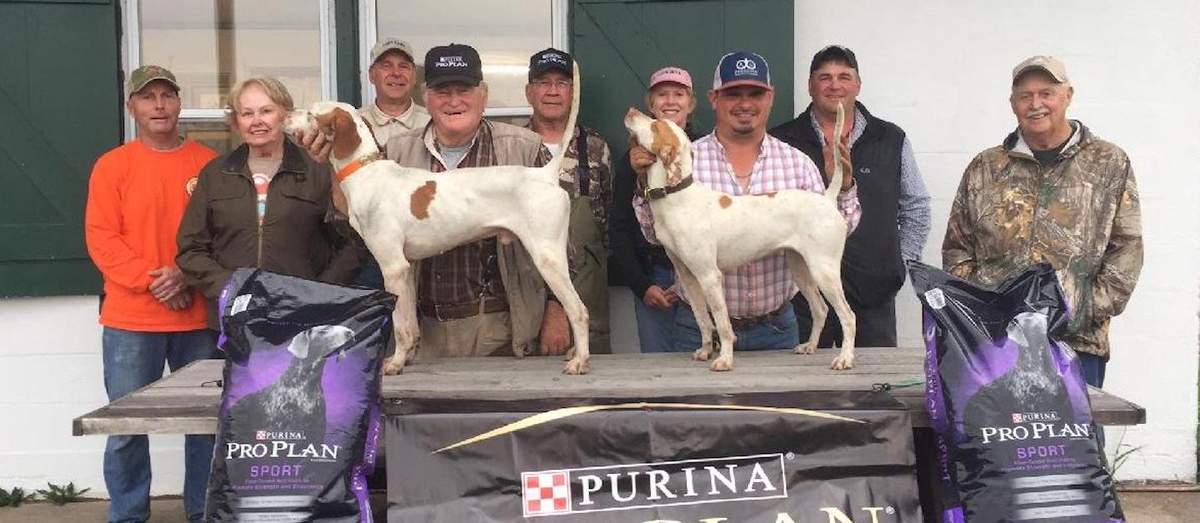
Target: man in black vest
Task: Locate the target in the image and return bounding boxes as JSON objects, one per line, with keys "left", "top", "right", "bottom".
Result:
{"left": 770, "top": 45, "right": 931, "bottom": 347}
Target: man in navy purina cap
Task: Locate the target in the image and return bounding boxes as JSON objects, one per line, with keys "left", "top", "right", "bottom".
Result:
{"left": 523, "top": 47, "right": 615, "bottom": 354}
{"left": 630, "top": 51, "right": 863, "bottom": 353}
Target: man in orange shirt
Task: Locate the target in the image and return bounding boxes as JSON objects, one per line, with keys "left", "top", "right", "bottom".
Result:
{"left": 84, "top": 65, "right": 217, "bottom": 523}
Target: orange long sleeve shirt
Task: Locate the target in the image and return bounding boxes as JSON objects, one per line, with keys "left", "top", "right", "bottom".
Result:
{"left": 85, "top": 139, "right": 217, "bottom": 331}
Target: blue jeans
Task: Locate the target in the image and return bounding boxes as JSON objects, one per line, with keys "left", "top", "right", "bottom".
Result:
{"left": 1076, "top": 351, "right": 1108, "bottom": 448}
{"left": 634, "top": 265, "right": 681, "bottom": 353}
{"left": 102, "top": 327, "right": 217, "bottom": 523}
{"left": 1077, "top": 352, "right": 1107, "bottom": 388}
{"left": 672, "top": 301, "right": 800, "bottom": 352}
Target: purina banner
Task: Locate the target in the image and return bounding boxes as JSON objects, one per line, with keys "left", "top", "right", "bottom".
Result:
{"left": 386, "top": 391, "right": 922, "bottom": 522}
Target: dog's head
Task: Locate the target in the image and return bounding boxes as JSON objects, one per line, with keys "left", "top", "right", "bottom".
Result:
{"left": 624, "top": 108, "right": 691, "bottom": 190}
{"left": 286, "top": 324, "right": 355, "bottom": 365}
{"left": 285, "top": 102, "right": 380, "bottom": 161}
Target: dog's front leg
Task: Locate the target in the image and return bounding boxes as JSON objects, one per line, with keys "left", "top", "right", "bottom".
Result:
{"left": 690, "top": 268, "right": 737, "bottom": 372}
{"left": 381, "top": 262, "right": 419, "bottom": 375}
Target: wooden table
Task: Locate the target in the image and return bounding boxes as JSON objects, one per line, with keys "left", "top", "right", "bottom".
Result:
{"left": 74, "top": 347, "right": 1145, "bottom": 436}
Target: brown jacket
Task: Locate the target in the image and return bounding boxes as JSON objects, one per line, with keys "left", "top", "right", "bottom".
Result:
{"left": 943, "top": 122, "right": 1143, "bottom": 358}
{"left": 386, "top": 121, "right": 549, "bottom": 353}
{"left": 177, "top": 140, "right": 359, "bottom": 328}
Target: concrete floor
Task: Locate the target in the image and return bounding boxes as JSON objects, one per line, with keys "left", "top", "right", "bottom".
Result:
{"left": 0, "top": 490, "right": 1193, "bottom": 522}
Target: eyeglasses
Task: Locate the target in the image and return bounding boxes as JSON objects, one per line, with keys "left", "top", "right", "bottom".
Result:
{"left": 531, "top": 79, "right": 573, "bottom": 90}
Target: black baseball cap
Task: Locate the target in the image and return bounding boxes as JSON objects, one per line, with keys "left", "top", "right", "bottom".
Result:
{"left": 424, "top": 43, "right": 483, "bottom": 88}
{"left": 809, "top": 45, "right": 859, "bottom": 73}
{"left": 528, "top": 48, "right": 573, "bottom": 81}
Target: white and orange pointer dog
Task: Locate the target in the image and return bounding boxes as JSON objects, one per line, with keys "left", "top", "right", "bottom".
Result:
{"left": 624, "top": 105, "right": 856, "bottom": 371}
{"left": 284, "top": 65, "right": 590, "bottom": 375}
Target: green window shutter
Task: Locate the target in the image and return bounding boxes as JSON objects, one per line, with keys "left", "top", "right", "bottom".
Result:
{"left": 571, "top": 0, "right": 794, "bottom": 151}
{"left": 0, "top": 0, "right": 120, "bottom": 296}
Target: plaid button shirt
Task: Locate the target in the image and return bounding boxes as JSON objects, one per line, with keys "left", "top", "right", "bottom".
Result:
{"left": 634, "top": 133, "right": 861, "bottom": 317}
{"left": 417, "top": 121, "right": 551, "bottom": 310}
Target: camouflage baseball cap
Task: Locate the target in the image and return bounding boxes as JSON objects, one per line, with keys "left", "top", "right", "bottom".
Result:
{"left": 1012, "top": 55, "right": 1069, "bottom": 85}
{"left": 126, "top": 65, "right": 180, "bottom": 97}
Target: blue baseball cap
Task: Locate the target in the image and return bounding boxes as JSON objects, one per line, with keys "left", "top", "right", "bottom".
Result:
{"left": 711, "top": 51, "right": 772, "bottom": 91}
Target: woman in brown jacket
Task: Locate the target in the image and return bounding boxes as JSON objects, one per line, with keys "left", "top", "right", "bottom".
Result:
{"left": 177, "top": 76, "right": 358, "bottom": 329}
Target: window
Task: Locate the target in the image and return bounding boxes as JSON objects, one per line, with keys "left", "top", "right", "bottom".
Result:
{"left": 129, "top": 0, "right": 335, "bottom": 152}
{"left": 371, "top": 0, "right": 567, "bottom": 121}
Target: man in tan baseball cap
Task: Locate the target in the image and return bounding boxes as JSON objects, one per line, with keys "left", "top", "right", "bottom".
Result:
{"left": 364, "top": 37, "right": 430, "bottom": 148}
{"left": 943, "top": 54, "right": 1143, "bottom": 392}
{"left": 351, "top": 38, "right": 432, "bottom": 288}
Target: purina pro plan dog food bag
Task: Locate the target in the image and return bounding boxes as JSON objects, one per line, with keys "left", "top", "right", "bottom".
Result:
{"left": 908, "top": 262, "right": 1122, "bottom": 523}
{"left": 206, "top": 269, "right": 396, "bottom": 522}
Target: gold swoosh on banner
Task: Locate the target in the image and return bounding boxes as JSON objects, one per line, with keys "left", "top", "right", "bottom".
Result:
{"left": 434, "top": 402, "right": 865, "bottom": 453}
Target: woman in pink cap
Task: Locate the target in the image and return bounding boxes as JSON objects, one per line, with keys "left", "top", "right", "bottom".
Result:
{"left": 610, "top": 66, "right": 701, "bottom": 353}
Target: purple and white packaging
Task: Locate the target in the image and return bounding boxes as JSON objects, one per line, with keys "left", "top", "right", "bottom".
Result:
{"left": 909, "top": 262, "right": 1123, "bottom": 523}
{"left": 206, "top": 268, "right": 396, "bottom": 522}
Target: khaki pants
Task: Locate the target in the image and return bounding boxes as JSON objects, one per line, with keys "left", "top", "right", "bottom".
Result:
{"left": 418, "top": 311, "right": 514, "bottom": 358}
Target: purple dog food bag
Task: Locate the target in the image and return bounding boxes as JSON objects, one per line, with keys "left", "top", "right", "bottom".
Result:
{"left": 206, "top": 268, "right": 396, "bottom": 522}
{"left": 908, "top": 262, "right": 1122, "bottom": 523}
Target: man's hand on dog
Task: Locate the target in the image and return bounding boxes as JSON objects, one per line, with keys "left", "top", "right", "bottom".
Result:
{"left": 643, "top": 285, "right": 678, "bottom": 310}
{"left": 295, "top": 127, "right": 333, "bottom": 164}
{"left": 821, "top": 134, "right": 855, "bottom": 192}
{"left": 539, "top": 299, "right": 572, "bottom": 356}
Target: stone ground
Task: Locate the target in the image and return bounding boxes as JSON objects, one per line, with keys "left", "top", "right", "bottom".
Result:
{"left": 0, "top": 490, "right": 1193, "bottom": 521}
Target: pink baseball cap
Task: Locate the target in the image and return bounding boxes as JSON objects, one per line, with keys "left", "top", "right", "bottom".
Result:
{"left": 648, "top": 66, "right": 693, "bottom": 89}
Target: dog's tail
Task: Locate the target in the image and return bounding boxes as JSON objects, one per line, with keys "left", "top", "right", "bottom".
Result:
{"left": 826, "top": 102, "right": 846, "bottom": 205}
{"left": 541, "top": 60, "right": 582, "bottom": 180}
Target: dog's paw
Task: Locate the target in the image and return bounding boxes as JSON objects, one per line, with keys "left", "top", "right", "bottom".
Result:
{"left": 709, "top": 356, "right": 733, "bottom": 372}
{"left": 562, "top": 358, "right": 590, "bottom": 375}
{"left": 382, "top": 356, "right": 406, "bottom": 375}
{"left": 692, "top": 347, "right": 713, "bottom": 361}
{"left": 792, "top": 341, "right": 817, "bottom": 355}
{"left": 829, "top": 353, "right": 855, "bottom": 371}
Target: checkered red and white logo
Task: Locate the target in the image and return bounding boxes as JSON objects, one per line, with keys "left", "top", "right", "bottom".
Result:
{"left": 255, "top": 430, "right": 268, "bottom": 440}
{"left": 521, "top": 470, "right": 571, "bottom": 517}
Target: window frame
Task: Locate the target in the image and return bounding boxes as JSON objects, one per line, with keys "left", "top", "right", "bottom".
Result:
{"left": 358, "top": 0, "right": 569, "bottom": 118}
{"left": 121, "top": 0, "right": 340, "bottom": 141}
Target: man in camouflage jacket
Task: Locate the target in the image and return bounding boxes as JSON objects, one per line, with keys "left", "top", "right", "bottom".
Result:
{"left": 942, "top": 55, "right": 1143, "bottom": 388}
{"left": 525, "top": 48, "right": 615, "bottom": 353}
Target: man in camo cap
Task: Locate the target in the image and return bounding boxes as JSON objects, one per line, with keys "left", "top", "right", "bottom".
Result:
{"left": 86, "top": 65, "right": 218, "bottom": 522}
{"left": 942, "top": 55, "right": 1144, "bottom": 388}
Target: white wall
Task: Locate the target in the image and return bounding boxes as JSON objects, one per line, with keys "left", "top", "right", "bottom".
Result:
{"left": 0, "top": 297, "right": 189, "bottom": 496}
{"left": 795, "top": 0, "right": 1199, "bottom": 481}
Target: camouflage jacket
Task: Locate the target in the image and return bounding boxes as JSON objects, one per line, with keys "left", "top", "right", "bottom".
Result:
{"left": 529, "top": 123, "right": 614, "bottom": 249}
{"left": 942, "top": 121, "right": 1143, "bottom": 358}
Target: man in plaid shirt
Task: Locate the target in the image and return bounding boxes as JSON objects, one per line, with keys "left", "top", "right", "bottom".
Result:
{"left": 632, "top": 51, "right": 861, "bottom": 352}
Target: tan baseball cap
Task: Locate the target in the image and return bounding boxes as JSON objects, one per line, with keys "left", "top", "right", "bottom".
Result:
{"left": 126, "top": 65, "right": 179, "bottom": 97}
{"left": 370, "top": 37, "right": 415, "bottom": 64}
{"left": 1012, "top": 55, "right": 1069, "bottom": 84}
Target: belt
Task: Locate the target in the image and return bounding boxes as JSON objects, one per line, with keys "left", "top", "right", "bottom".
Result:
{"left": 419, "top": 298, "right": 508, "bottom": 322}
{"left": 729, "top": 303, "right": 790, "bottom": 330}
